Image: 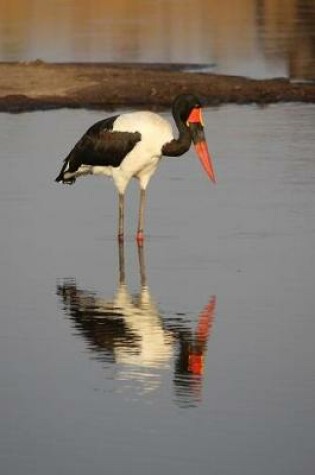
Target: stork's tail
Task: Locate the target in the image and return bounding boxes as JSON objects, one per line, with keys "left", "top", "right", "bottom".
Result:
{"left": 55, "top": 156, "right": 76, "bottom": 185}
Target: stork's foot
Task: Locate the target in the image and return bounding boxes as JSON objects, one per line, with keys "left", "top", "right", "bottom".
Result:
{"left": 136, "top": 231, "right": 144, "bottom": 246}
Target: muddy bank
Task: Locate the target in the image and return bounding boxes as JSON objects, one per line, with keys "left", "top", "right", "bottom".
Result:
{"left": 0, "top": 61, "right": 314, "bottom": 112}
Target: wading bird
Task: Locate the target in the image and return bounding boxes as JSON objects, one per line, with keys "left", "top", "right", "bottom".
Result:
{"left": 55, "top": 93, "right": 216, "bottom": 243}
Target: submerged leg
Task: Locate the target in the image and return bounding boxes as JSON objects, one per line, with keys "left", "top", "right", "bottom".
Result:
{"left": 136, "top": 188, "right": 146, "bottom": 245}
{"left": 118, "top": 193, "right": 125, "bottom": 242}
{"left": 137, "top": 240, "right": 147, "bottom": 287}
{"left": 118, "top": 240, "right": 126, "bottom": 284}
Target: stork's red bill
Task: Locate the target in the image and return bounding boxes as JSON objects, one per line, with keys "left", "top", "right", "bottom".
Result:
{"left": 187, "top": 107, "right": 216, "bottom": 183}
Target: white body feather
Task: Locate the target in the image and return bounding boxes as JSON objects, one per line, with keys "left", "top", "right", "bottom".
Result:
{"left": 84, "top": 111, "right": 174, "bottom": 194}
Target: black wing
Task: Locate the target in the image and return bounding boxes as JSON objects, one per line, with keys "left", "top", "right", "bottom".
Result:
{"left": 60, "top": 116, "right": 141, "bottom": 176}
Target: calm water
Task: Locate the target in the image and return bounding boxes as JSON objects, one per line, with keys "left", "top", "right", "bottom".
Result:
{"left": 1, "top": 104, "right": 315, "bottom": 474}
{"left": 0, "top": 0, "right": 314, "bottom": 79}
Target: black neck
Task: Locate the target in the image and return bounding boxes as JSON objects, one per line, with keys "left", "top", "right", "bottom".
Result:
{"left": 162, "top": 109, "right": 191, "bottom": 157}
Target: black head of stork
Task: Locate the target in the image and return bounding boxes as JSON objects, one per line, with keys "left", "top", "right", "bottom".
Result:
{"left": 55, "top": 93, "right": 216, "bottom": 244}
{"left": 163, "top": 93, "right": 216, "bottom": 184}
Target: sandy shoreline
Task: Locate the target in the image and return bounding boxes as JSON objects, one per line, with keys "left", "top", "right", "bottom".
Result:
{"left": 0, "top": 61, "right": 314, "bottom": 112}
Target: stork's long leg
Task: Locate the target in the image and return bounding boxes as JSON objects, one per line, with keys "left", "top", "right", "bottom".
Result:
{"left": 137, "top": 188, "right": 146, "bottom": 244}
{"left": 118, "top": 193, "right": 125, "bottom": 242}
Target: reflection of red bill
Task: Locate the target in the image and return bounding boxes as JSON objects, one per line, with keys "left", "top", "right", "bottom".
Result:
{"left": 196, "top": 296, "right": 216, "bottom": 342}
{"left": 188, "top": 297, "right": 216, "bottom": 375}
{"left": 188, "top": 354, "right": 204, "bottom": 375}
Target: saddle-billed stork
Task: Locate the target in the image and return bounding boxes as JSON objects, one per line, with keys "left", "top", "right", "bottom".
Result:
{"left": 55, "top": 93, "right": 216, "bottom": 243}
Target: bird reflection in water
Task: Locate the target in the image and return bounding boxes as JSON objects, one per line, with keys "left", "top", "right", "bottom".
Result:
{"left": 56, "top": 243, "right": 216, "bottom": 407}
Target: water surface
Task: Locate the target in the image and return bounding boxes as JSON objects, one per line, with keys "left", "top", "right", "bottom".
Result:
{"left": 1, "top": 104, "right": 315, "bottom": 474}
{"left": 0, "top": 0, "right": 314, "bottom": 79}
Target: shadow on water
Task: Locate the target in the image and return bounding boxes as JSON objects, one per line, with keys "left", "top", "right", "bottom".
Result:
{"left": 56, "top": 242, "right": 216, "bottom": 408}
